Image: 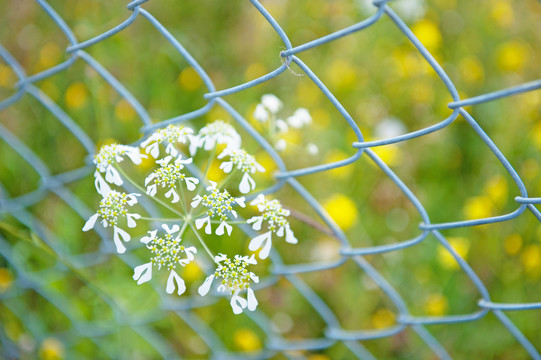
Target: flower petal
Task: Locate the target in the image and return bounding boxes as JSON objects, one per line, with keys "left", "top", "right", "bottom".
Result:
{"left": 185, "top": 177, "right": 199, "bottom": 191}
{"left": 248, "top": 231, "right": 272, "bottom": 259}
{"left": 162, "top": 224, "right": 180, "bottom": 234}
{"left": 165, "top": 188, "right": 180, "bottom": 203}
{"left": 126, "top": 213, "right": 141, "bottom": 228}
{"left": 83, "top": 213, "right": 99, "bottom": 232}
{"left": 247, "top": 288, "right": 258, "bottom": 311}
{"left": 219, "top": 161, "right": 233, "bottom": 174}
{"left": 105, "top": 165, "right": 123, "bottom": 186}
{"left": 191, "top": 195, "right": 202, "bottom": 208}
{"left": 113, "top": 226, "right": 130, "bottom": 253}
{"left": 239, "top": 173, "right": 254, "bottom": 194}
{"left": 216, "top": 221, "right": 232, "bottom": 236}
{"left": 133, "top": 262, "right": 152, "bottom": 284}
{"left": 230, "top": 291, "right": 247, "bottom": 315}
{"left": 285, "top": 224, "right": 298, "bottom": 244}
{"left": 166, "top": 270, "right": 186, "bottom": 295}
{"left": 141, "top": 230, "right": 157, "bottom": 244}
{"left": 198, "top": 274, "right": 215, "bottom": 296}
{"left": 247, "top": 216, "right": 263, "bottom": 231}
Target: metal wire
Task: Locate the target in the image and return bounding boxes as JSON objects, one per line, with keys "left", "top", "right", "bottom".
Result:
{"left": 1, "top": 0, "right": 540, "bottom": 359}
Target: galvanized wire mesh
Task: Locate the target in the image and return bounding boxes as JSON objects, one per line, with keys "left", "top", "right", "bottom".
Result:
{"left": 1, "top": 0, "right": 541, "bottom": 359}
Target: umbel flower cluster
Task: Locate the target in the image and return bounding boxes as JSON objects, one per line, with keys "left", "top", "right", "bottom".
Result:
{"left": 83, "top": 121, "right": 297, "bottom": 314}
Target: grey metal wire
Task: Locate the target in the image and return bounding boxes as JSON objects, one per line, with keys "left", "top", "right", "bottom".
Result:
{"left": 0, "top": 0, "right": 540, "bottom": 359}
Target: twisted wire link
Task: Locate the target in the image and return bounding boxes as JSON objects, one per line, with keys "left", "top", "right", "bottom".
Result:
{"left": 0, "top": 0, "right": 540, "bottom": 358}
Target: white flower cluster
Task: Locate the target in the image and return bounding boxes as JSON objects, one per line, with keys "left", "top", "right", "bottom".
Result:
{"left": 83, "top": 120, "right": 298, "bottom": 314}
{"left": 253, "top": 93, "right": 318, "bottom": 155}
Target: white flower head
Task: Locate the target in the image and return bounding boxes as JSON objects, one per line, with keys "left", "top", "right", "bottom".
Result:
{"left": 192, "top": 182, "right": 245, "bottom": 236}
{"left": 247, "top": 194, "right": 297, "bottom": 259}
{"left": 286, "top": 108, "right": 312, "bottom": 128}
{"left": 261, "top": 94, "right": 282, "bottom": 114}
{"left": 275, "top": 139, "right": 287, "bottom": 152}
{"left": 218, "top": 149, "right": 265, "bottom": 194}
{"left": 82, "top": 189, "right": 141, "bottom": 253}
{"left": 188, "top": 120, "right": 241, "bottom": 155}
{"left": 93, "top": 144, "right": 146, "bottom": 188}
{"left": 253, "top": 103, "right": 269, "bottom": 122}
{"left": 306, "top": 143, "right": 319, "bottom": 155}
{"left": 133, "top": 224, "right": 197, "bottom": 295}
{"left": 145, "top": 155, "right": 199, "bottom": 202}
{"left": 141, "top": 124, "right": 194, "bottom": 159}
{"left": 198, "top": 254, "right": 259, "bottom": 314}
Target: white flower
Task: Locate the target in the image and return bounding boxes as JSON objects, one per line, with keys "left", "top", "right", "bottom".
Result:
{"left": 145, "top": 155, "right": 199, "bottom": 202}
{"left": 192, "top": 182, "right": 245, "bottom": 236}
{"left": 247, "top": 194, "right": 297, "bottom": 259}
{"left": 261, "top": 94, "right": 282, "bottom": 114}
{"left": 141, "top": 124, "right": 194, "bottom": 159}
{"left": 93, "top": 143, "right": 146, "bottom": 188}
{"left": 275, "top": 139, "right": 287, "bottom": 152}
{"left": 218, "top": 149, "right": 265, "bottom": 194}
{"left": 286, "top": 108, "right": 311, "bottom": 128}
{"left": 253, "top": 103, "right": 269, "bottom": 122}
{"left": 374, "top": 117, "right": 407, "bottom": 139}
{"left": 188, "top": 120, "right": 241, "bottom": 155}
{"left": 82, "top": 189, "right": 141, "bottom": 254}
{"left": 306, "top": 143, "right": 319, "bottom": 155}
{"left": 275, "top": 119, "right": 289, "bottom": 133}
{"left": 198, "top": 254, "right": 259, "bottom": 314}
{"left": 133, "top": 224, "right": 197, "bottom": 295}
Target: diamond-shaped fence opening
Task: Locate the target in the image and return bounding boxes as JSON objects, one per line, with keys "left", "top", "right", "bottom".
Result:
{"left": 1, "top": 0, "right": 541, "bottom": 359}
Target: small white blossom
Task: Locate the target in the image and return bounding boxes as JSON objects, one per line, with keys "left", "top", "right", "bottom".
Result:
{"left": 145, "top": 155, "right": 199, "bottom": 202}
{"left": 306, "top": 143, "right": 319, "bottom": 155}
{"left": 261, "top": 94, "right": 282, "bottom": 114}
{"left": 188, "top": 120, "right": 241, "bottom": 155}
{"left": 253, "top": 104, "right": 269, "bottom": 122}
{"left": 286, "top": 108, "right": 311, "bottom": 128}
{"left": 93, "top": 143, "right": 146, "bottom": 189}
{"left": 141, "top": 124, "right": 194, "bottom": 159}
{"left": 275, "top": 119, "right": 289, "bottom": 133}
{"left": 192, "top": 182, "right": 245, "bottom": 236}
{"left": 275, "top": 139, "right": 287, "bottom": 152}
{"left": 82, "top": 189, "right": 141, "bottom": 254}
{"left": 218, "top": 149, "right": 265, "bottom": 194}
{"left": 374, "top": 117, "right": 407, "bottom": 139}
{"left": 198, "top": 254, "right": 259, "bottom": 314}
{"left": 247, "top": 194, "right": 297, "bottom": 259}
{"left": 133, "top": 224, "right": 197, "bottom": 295}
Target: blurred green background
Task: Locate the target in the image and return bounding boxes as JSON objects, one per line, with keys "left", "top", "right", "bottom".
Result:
{"left": 0, "top": 0, "right": 540, "bottom": 359}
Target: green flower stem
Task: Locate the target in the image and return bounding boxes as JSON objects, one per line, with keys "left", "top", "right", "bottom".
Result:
{"left": 139, "top": 217, "right": 182, "bottom": 222}
{"left": 177, "top": 179, "right": 188, "bottom": 214}
{"left": 217, "top": 169, "right": 237, "bottom": 190}
{"left": 210, "top": 220, "right": 246, "bottom": 224}
{"left": 178, "top": 220, "right": 189, "bottom": 238}
{"left": 188, "top": 222, "right": 215, "bottom": 261}
{"left": 199, "top": 147, "right": 217, "bottom": 186}
{"left": 114, "top": 164, "right": 184, "bottom": 217}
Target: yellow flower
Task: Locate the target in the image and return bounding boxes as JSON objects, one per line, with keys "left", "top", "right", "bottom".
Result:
{"left": 521, "top": 245, "right": 541, "bottom": 275}
{"left": 39, "top": 338, "right": 64, "bottom": 360}
{"left": 323, "top": 150, "right": 353, "bottom": 179}
{"left": 177, "top": 67, "right": 202, "bottom": 91}
{"left": 324, "top": 59, "right": 357, "bottom": 92}
{"left": 296, "top": 80, "right": 322, "bottom": 107}
{"left": 244, "top": 62, "right": 267, "bottom": 82}
{"left": 463, "top": 195, "right": 494, "bottom": 220}
{"left": 323, "top": 194, "right": 358, "bottom": 230}
{"left": 483, "top": 175, "right": 508, "bottom": 207}
{"left": 412, "top": 20, "right": 442, "bottom": 51}
{"left": 115, "top": 99, "right": 136, "bottom": 123}
{"left": 233, "top": 328, "right": 262, "bottom": 352}
{"left": 0, "top": 268, "right": 13, "bottom": 292}
{"left": 504, "top": 234, "right": 522, "bottom": 256}
{"left": 425, "top": 294, "right": 448, "bottom": 316}
{"left": 38, "top": 42, "right": 62, "bottom": 70}
{"left": 0, "top": 64, "right": 14, "bottom": 88}
{"left": 64, "top": 82, "right": 88, "bottom": 110}
{"left": 459, "top": 56, "right": 484, "bottom": 84}
{"left": 491, "top": 1, "right": 514, "bottom": 28}
{"left": 371, "top": 308, "right": 395, "bottom": 329}
{"left": 438, "top": 237, "right": 469, "bottom": 270}
{"left": 496, "top": 41, "right": 529, "bottom": 73}
{"left": 182, "top": 262, "right": 203, "bottom": 283}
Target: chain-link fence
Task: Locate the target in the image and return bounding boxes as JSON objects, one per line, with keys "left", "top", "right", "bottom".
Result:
{"left": 1, "top": 0, "right": 541, "bottom": 359}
